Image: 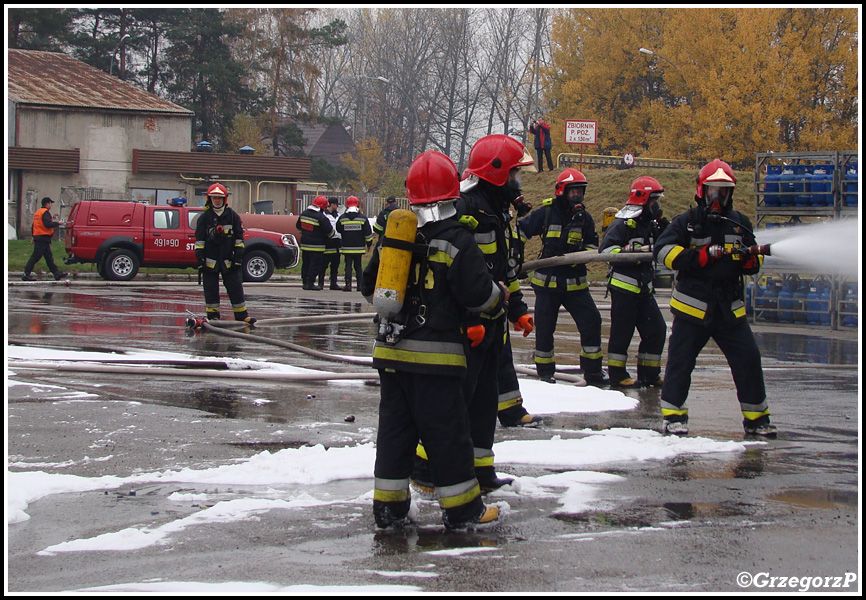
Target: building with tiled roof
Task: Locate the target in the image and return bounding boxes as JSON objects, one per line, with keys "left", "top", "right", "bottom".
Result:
{"left": 8, "top": 49, "right": 310, "bottom": 236}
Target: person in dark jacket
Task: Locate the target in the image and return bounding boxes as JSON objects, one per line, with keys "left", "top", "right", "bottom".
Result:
{"left": 297, "top": 195, "right": 334, "bottom": 290}
{"left": 22, "top": 197, "right": 68, "bottom": 281}
{"left": 361, "top": 150, "right": 504, "bottom": 530}
{"left": 529, "top": 115, "right": 554, "bottom": 172}
{"left": 519, "top": 168, "right": 606, "bottom": 385}
{"left": 319, "top": 197, "right": 342, "bottom": 290}
{"left": 599, "top": 176, "right": 669, "bottom": 388}
{"left": 654, "top": 159, "right": 775, "bottom": 438}
{"left": 193, "top": 183, "right": 254, "bottom": 324}
{"left": 336, "top": 195, "right": 373, "bottom": 292}
{"left": 373, "top": 196, "right": 400, "bottom": 238}
{"left": 411, "top": 134, "right": 536, "bottom": 494}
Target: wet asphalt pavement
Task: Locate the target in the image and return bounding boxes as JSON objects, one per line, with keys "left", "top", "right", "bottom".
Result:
{"left": 6, "top": 276, "right": 861, "bottom": 593}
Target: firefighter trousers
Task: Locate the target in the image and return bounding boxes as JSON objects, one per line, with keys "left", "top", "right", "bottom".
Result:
{"left": 462, "top": 317, "right": 505, "bottom": 483}
{"left": 533, "top": 287, "right": 603, "bottom": 378}
{"left": 319, "top": 250, "right": 341, "bottom": 288}
{"left": 607, "top": 290, "right": 666, "bottom": 383}
{"left": 375, "top": 370, "right": 483, "bottom": 526}
{"left": 660, "top": 315, "right": 769, "bottom": 426}
{"left": 202, "top": 267, "right": 248, "bottom": 321}
{"left": 301, "top": 250, "right": 325, "bottom": 288}
{"left": 342, "top": 253, "right": 364, "bottom": 290}
{"left": 497, "top": 330, "right": 530, "bottom": 425}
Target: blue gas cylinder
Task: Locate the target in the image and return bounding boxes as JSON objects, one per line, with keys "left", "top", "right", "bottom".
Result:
{"left": 762, "top": 279, "right": 779, "bottom": 323}
{"left": 779, "top": 166, "right": 796, "bottom": 207}
{"left": 819, "top": 282, "right": 832, "bottom": 326}
{"left": 745, "top": 281, "right": 754, "bottom": 316}
{"left": 793, "top": 280, "right": 809, "bottom": 323}
{"left": 842, "top": 283, "right": 858, "bottom": 327}
{"left": 806, "top": 282, "right": 821, "bottom": 324}
{"left": 795, "top": 165, "right": 813, "bottom": 208}
{"left": 810, "top": 164, "right": 833, "bottom": 206}
{"left": 764, "top": 164, "right": 782, "bottom": 207}
{"left": 844, "top": 164, "right": 858, "bottom": 207}
{"left": 778, "top": 279, "right": 795, "bottom": 323}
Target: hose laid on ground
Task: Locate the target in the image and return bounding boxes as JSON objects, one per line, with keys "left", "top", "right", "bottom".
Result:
{"left": 202, "top": 320, "right": 373, "bottom": 367}
{"left": 514, "top": 364, "right": 586, "bottom": 386}
{"left": 202, "top": 319, "right": 588, "bottom": 385}
{"left": 206, "top": 313, "right": 377, "bottom": 329}
{"left": 9, "top": 360, "right": 379, "bottom": 382}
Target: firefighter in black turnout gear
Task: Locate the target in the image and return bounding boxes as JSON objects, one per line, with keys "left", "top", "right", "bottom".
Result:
{"left": 412, "top": 135, "right": 538, "bottom": 495}
{"left": 361, "top": 150, "right": 504, "bottom": 529}
{"left": 599, "top": 176, "right": 669, "bottom": 388}
{"left": 194, "top": 183, "right": 254, "bottom": 324}
{"left": 297, "top": 195, "right": 334, "bottom": 290}
{"left": 519, "top": 169, "right": 605, "bottom": 385}
{"left": 654, "top": 159, "right": 776, "bottom": 438}
{"left": 336, "top": 195, "right": 373, "bottom": 292}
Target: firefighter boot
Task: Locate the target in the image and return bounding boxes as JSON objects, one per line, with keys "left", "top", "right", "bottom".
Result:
{"left": 476, "top": 466, "right": 514, "bottom": 494}
{"left": 744, "top": 418, "right": 778, "bottom": 438}
{"left": 443, "top": 504, "right": 500, "bottom": 530}
{"left": 499, "top": 406, "right": 543, "bottom": 428}
{"left": 409, "top": 455, "right": 435, "bottom": 498}
{"left": 663, "top": 419, "right": 689, "bottom": 436}
{"left": 373, "top": 499, "right": 411, "bottom": 529}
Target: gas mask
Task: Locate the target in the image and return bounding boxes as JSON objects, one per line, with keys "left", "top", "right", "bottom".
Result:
{"left": 504, "top": 167, "right": 531, "bottom": 215}
{"left": 703, "top": 185, "right": 733, "bottom": 223}
{"left": 564, "top": 185, "right": 586, "bottom": 217}
{"left": 644, "top": 198, "right": 662, "bottom": 221}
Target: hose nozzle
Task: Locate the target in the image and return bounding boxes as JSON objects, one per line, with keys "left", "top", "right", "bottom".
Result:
{"left": 749, "top": 244, "right": 771, "bottom": 256}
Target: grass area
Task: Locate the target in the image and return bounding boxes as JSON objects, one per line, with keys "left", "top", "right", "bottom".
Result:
{"left": 519, "top": 165, "right": 755, "bottom": 281}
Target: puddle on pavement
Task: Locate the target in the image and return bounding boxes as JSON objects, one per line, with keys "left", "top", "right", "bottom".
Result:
{"left": 553, "top": 500, "right": 758, "bottom": 530}
{"left": 372, "top": 526, "right": 510, "bottom": 556}
{"left": 766, "top": 488, "right": 858, "bottom": 510}
{"left": 754, "top": 331, "right": 858, "bottom": 365}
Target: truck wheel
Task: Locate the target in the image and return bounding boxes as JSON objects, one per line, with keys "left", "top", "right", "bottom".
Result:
{"left": 104, "top": 248, "right": 140, "bottom": 281}
{"left": 243, "top": 250, "right": 274, "bottom": 283}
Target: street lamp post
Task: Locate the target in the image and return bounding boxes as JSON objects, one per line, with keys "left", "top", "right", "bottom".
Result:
{"left": 639, "top": 47, "right": 694, "bottom": 161}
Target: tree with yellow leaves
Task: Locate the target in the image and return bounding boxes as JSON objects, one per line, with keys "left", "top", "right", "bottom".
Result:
{"left": 342, "top": 138, "right": 388, "bottom": 193}
{"left": 545, "top": 8, "right": 858, "bottom": 166}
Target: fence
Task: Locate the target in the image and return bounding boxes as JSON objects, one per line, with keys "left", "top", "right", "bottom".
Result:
{"left": 558, "top": 153, "right": 700, "bottom": 170}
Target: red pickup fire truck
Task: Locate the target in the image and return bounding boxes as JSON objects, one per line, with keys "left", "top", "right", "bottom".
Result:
{"left": 63, "top": 199, "right": 299, "bottom": 282}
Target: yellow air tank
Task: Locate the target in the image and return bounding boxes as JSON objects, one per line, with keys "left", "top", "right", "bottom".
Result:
{"left": 602, "top": 206, "right": 618, "bottom": 234}
{"left": 374, "top": 209, "right": 418, "bottom": 321}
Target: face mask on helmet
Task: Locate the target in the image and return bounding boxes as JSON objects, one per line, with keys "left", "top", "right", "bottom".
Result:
{"left": 564, "top": 185, "right": 585, "bottom": 207}
{"left": 642, "top": 193, "right": 664, "bottom": 221}
{"left": 704, "top": 185, "right": 733, "bottom": 219}
{"left": 644, "top": 198, "right": 662, "bottom": 220}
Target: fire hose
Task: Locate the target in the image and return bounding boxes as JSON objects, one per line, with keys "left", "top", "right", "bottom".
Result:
{"left": 195, "top": 316, "right": 587, "bottom": 385}
{"left": 519, "top": 244, "right": 771, "bottom": 276}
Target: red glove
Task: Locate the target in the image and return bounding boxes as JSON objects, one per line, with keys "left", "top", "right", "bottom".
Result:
{"left": 742, "top": 254, "right": 758, "bottom": 271}
{"left": 698, "top": 245, "right": 723, "bottom": 267}
{"left": 466, "top": 324, "right": 486, "bottom": 348}
{"left": 513, "top": 314, "right": 534, "bottom": 337}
